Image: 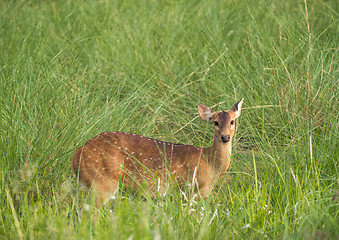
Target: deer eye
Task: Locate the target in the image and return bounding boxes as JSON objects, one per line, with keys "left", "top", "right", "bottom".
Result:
{"left": 214, "top": 121, "right": 219, "bottom": 127}
{"left": 230, "top": 120, "right": 235, "bottom": 125}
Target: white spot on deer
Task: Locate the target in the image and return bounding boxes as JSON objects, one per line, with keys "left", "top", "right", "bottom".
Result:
{"left": 172, "top": 170, "right": 177, "bottom": 174}
{"left": 139, "top": 153, "right": 142, "bottom": 156}
{"left": 131, "top": 152, "right": 135, "bottom": 155}
{"left": 124, "top": 147, "right": 128, "bottom": 150}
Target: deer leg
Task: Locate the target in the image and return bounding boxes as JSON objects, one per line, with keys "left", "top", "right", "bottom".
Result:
{"left": 198, "top": 185, "right": 214, "bottom": 198}
{"left": 90, "top": 179, "right": 119, "bottom": 206}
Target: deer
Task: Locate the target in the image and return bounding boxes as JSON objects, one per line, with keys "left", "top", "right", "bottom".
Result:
{"left": 72, "top": 99, "right": 243, "bottom": 204}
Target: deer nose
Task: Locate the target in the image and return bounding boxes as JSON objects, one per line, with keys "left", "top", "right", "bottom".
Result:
{"left": 221, "top": 135, "right": 230, "bottom": 143}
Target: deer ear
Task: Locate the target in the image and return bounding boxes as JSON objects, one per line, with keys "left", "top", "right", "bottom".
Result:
{"left": 231, "top": 98, "right": 244, "bottom": 119}
{"left": 198, "top": 104, "right": 214, "bottom": 121}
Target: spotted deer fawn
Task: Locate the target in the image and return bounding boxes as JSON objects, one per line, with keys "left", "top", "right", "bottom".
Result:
{"left": 72, "top": 99, "right": 243, "bottom": 203}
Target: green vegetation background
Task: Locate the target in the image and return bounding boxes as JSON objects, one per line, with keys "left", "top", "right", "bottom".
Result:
{"left": 0, "top": 0, "right": 338, "bottom": 239}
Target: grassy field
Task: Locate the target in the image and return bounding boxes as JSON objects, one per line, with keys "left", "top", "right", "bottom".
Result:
{"left": 0, "top": 0, "right": 338, "bottom": 239}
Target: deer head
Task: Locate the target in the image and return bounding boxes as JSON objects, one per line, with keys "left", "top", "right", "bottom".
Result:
{"left": 198, "top": 98, "right": 243, "bottom": 144}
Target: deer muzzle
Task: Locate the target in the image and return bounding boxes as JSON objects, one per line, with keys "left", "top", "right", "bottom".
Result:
{"left": 221, "top": 135, "right": 231, "bottom": 143}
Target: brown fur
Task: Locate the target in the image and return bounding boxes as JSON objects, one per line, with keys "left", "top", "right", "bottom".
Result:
{"left": 72, "top": 99, "right": 243, "bottom": 203}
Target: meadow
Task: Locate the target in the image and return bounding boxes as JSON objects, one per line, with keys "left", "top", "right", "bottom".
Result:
{"left": 0, "top": 0, "right": 338, "bottom": 239}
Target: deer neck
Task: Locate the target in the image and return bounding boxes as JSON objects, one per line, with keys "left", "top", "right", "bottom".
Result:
{"left": 205, "top": 137, "right": 232, "bottom": 175}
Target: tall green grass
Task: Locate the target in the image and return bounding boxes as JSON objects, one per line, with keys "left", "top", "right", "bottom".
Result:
{"left": 0, "top": 0, "right": 338, "bottom": 239}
